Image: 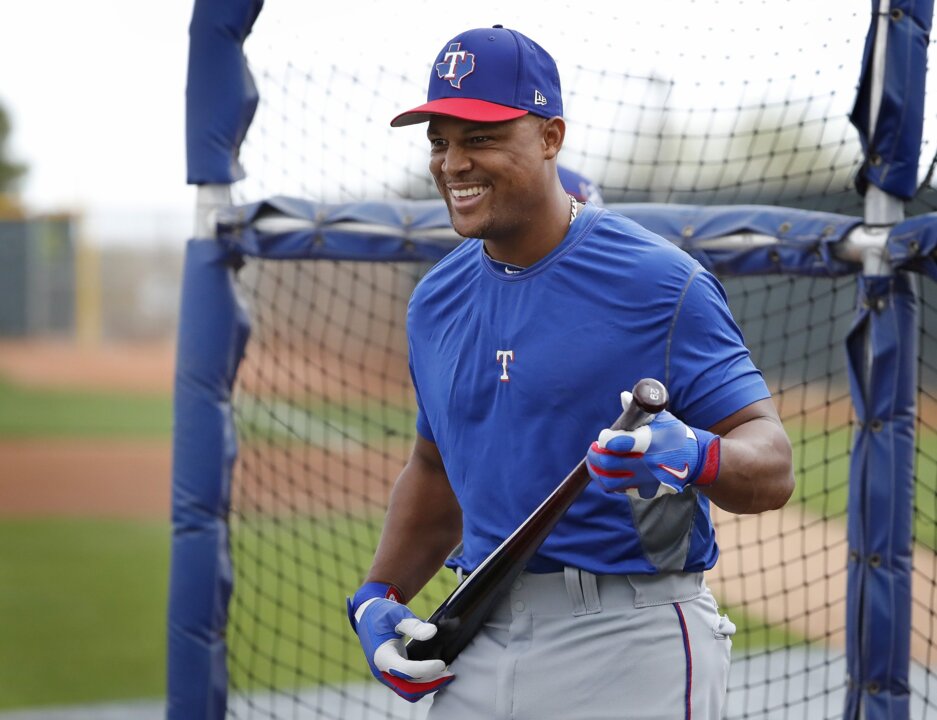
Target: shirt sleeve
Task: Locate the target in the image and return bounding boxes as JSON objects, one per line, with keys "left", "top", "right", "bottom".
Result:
{"left": 665, "top": 268, "right": 771, "bottom": 429}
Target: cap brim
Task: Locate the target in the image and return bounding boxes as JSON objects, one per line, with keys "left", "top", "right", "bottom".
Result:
{"left": 390, "top": 97, "right": 528, "bottom": 127}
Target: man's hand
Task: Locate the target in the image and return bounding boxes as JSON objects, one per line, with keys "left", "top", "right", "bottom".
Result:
{"left": 347, "top": 582, "right": 455, "bottom": 702}
{"left": 586, "top": 391, "right": 721, "bottom": 499}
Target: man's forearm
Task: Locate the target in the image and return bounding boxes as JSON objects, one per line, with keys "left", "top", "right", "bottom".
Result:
{"left": 365, "top": 446, "right": 463, "bottom": 601}
{"left": 703, "top": 415, "right": 794, "bottom": 514}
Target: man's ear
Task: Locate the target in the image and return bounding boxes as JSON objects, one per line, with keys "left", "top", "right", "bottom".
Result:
{"left": 542, "top": 117, "right": 566, "bottom": 159}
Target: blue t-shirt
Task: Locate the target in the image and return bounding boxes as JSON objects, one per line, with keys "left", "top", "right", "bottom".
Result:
{"left": 407, "top": 203, "right": 769, "bottom": 575}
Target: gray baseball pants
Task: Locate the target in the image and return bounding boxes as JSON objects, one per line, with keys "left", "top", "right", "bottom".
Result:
{"left": 426, "top": 569, "right": 735, "bottom": 720}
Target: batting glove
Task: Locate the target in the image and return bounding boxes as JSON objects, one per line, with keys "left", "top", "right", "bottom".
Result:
{"left": 347, "top": 582, "right": 454, "bottom": 702}
{"left": 586, "top": 391, "right": 721, "bottom": 499}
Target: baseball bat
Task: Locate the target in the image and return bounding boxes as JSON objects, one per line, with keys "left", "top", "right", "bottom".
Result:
{"left": 406, "top": 378, "right": 669, "bottom": 665}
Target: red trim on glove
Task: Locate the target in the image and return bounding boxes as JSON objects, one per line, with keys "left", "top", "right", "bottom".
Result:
{"left": 382, "top": 671, "right": 454, "bottom": 700}
{"left": 587, "top": 460, "right": 635, "bottom": 479}
{"left": 383, "top": 584, "right": 404, "bottom": 603}
{"left": 695, "top": 437, "right": 721, "bottom": 487}
{"left": 590, "top": 441, "right": 644, "bottom": 459}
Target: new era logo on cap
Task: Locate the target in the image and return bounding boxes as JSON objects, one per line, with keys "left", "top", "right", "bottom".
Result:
{"left": 390, "top": 25, "right": 563, "bottom": 127}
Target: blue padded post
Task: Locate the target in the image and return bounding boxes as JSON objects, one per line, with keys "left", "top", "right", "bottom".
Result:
{"left": 844, "top": 273, "right": 917, "bottom": 720}
{"left": 186, "top": 0, "right": 263, "bottom": 184}
{"left": 166, "top": 239, "right": 250, "bottom": 719}
{"left": 849, "top": 0, "right": 934, "bottom": 200}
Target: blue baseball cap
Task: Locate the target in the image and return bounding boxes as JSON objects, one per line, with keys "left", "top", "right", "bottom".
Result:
{"left": 391, "top": 25, "right": 563, "bottom": 127}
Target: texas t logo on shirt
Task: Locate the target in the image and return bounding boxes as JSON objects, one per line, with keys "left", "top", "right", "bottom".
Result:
{"left": 497, "top": 350, "right": 515, "bottom": 382}
{"left": 436, "top": 43, "right": 476, "bottom": 89}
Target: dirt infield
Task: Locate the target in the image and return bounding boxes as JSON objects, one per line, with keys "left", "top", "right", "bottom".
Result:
{"left": 0, "top": 340, "right": 175, "bottom": 519}
{"left": 0, "top": 440, "right": 171, "bottom": 519}
{"left": 0, "top": 339, "right": 175, "bottom": 394}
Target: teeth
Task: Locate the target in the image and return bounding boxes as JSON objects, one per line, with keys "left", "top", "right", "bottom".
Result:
{"left": 451, "top": 186, "right": 485, "bottom": 198}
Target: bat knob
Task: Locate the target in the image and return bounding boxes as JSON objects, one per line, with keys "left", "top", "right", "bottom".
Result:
{"left": 631, "top": 378, "right": 668, "bottom": 414}
{"left": 615, "top": 378, "right": 668, "bottom": 431}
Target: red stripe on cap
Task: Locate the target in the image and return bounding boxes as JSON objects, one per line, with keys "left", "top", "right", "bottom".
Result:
{"left": 391, "top": 97, "right": 529, "bottom": 127}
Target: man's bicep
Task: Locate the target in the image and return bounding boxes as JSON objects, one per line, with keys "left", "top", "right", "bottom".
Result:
{"left": 709, "top": 397, "right": 783, "bottom": 436}
{"left": 411, "top": 434, "right": 448, "bottom": 476}
{"left": 369, "top": 436, "right": 461, "bottom": 597}
{"left": 398, "top": 435, "right": 460, "bottom": 523}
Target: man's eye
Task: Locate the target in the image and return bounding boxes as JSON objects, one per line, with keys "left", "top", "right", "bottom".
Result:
{"left": 470, "top": 136, "right": 492, "bottom": 144}
{"left": 429, "top": 138, "right": 447, "bottom": 149}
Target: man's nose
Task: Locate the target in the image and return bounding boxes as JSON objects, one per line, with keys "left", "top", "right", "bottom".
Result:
{"left": 442, "top": 144, "right": 471, "bottom": 175}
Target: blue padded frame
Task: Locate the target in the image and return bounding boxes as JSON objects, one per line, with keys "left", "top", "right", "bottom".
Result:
{"left": 173, "top": 0, "right": 933, "bottom": 716}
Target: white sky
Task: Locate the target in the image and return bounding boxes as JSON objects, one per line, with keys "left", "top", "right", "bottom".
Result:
{"left": 0, "top": 0, "right": 193, "bottom": 244}
{"left": 0, "top": 1, "right": 914, "bottom": 246}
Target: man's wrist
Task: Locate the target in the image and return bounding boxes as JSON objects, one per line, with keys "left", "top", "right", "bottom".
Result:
{"left": 693, "top": 430, "right": 721, "bottom": 487}
{"left": 347, "top": 581, "right": 405, "bottom": 631}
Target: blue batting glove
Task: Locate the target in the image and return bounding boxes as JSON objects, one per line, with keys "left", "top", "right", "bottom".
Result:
{"left": 586, "top": 391, "right": 721, "bottom": 499}
{"left": 347, "top": 582, "right": 454, "bottom": 702}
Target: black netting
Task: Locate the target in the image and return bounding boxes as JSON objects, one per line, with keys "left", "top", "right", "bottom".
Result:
{"left": 235, "top": 2, "right": 885, "bottom": 212}
{"left": 914, "top": 280, "right": 937, "bottom": 704}
{"left": 223, "top": 263, "right": 936, "bottom": 719}
{"left": 213, "top": 2, "right": 937, "bottom": 718}
{"left": 717, "top": 275, "right": 855, "bottom": 718}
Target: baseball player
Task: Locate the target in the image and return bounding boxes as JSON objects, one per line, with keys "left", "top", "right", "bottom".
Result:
{"left": 347, "top": 26, "right": 793, "bottom": 719}
{"left": 558, "top": 164, "right": 604, "bottom": 206}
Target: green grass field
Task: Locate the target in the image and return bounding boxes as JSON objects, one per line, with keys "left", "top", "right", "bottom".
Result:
{"left": 0, "top": 377, "right": 174, "bottom": 709}
{"left": 792, "top": 423, "right": 937, "bottom": 550}
{"left": 0, "top": 519, "right": 170, "bottom": 709}
{"left": 225, "top": 514, "right": 457, "bottom": 690}
{"left": 235, "top": 393, "right": 416, "bottom": 446}
{"left": 0, "top": 378, "right": 172, "bottom": 438}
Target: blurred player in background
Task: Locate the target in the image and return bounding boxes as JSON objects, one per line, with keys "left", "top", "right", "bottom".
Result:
{"left": 559, "top": 164, "right": 604, "bottom": 206}
{"left": 347, "top": 25, "right": 793, "bottom": 719}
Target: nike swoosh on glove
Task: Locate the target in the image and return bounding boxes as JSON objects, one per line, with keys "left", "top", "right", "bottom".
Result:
{"left": 586, "top": 391, "right": 720, "bottom": 500}
{"left": 347, "top": 582, "right": 454, "bottom": 702}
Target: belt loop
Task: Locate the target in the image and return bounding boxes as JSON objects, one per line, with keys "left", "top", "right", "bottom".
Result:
{"left": 580, "top": 570, "right": 602, "bottom": 614}
{"left": 564, "top": 567, "right": 602, "bottom": 616}
{"left": 564, "top": 567, "right": 586, "bottom": 615}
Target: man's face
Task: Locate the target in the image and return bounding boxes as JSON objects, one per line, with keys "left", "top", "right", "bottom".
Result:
{"left": 427, "top": 115, "right": 554, "bottom": 241}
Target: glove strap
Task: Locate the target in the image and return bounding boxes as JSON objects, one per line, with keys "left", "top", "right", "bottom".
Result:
{"left": 347, "top": 581, "right": 405, "bottom": 631}
{"left": 693, "top": 430, "right": 721, "bottom": 487}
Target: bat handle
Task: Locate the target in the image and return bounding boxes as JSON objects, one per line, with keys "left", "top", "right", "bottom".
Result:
{"left": 611, "top": 378, "right": 668, "bottom": 432}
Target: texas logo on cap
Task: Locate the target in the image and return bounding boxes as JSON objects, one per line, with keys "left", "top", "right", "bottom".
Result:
{"left": 391, "top": 25, "right": 563, "bottom": 127}
{"left": 436, "top": 43, "right": 476, "bottom": 89}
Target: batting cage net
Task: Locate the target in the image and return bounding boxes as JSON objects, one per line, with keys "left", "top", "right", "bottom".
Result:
{"left": 169, "top": 2, "right": 937, "bottom": 719}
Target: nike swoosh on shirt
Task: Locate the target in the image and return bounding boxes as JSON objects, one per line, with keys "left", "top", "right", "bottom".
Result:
{"left": 659, "top": 463, "right": 689, "bottom": 480}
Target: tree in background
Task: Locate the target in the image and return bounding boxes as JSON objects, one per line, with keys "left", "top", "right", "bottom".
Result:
{"left": 0, "top": 102, "right": 27, "bottom": 217}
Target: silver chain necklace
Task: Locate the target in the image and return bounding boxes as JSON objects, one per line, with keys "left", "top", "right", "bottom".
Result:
{"left": 489, "top": 196, "right": 580, "bottom": 273}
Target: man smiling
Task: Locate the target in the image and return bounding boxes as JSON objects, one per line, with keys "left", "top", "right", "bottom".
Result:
{"left": 347, "top": 25, "right": 793, "bottom": 719}
{"left": 425, "top": 115, "right": 569, "bottom": 268}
